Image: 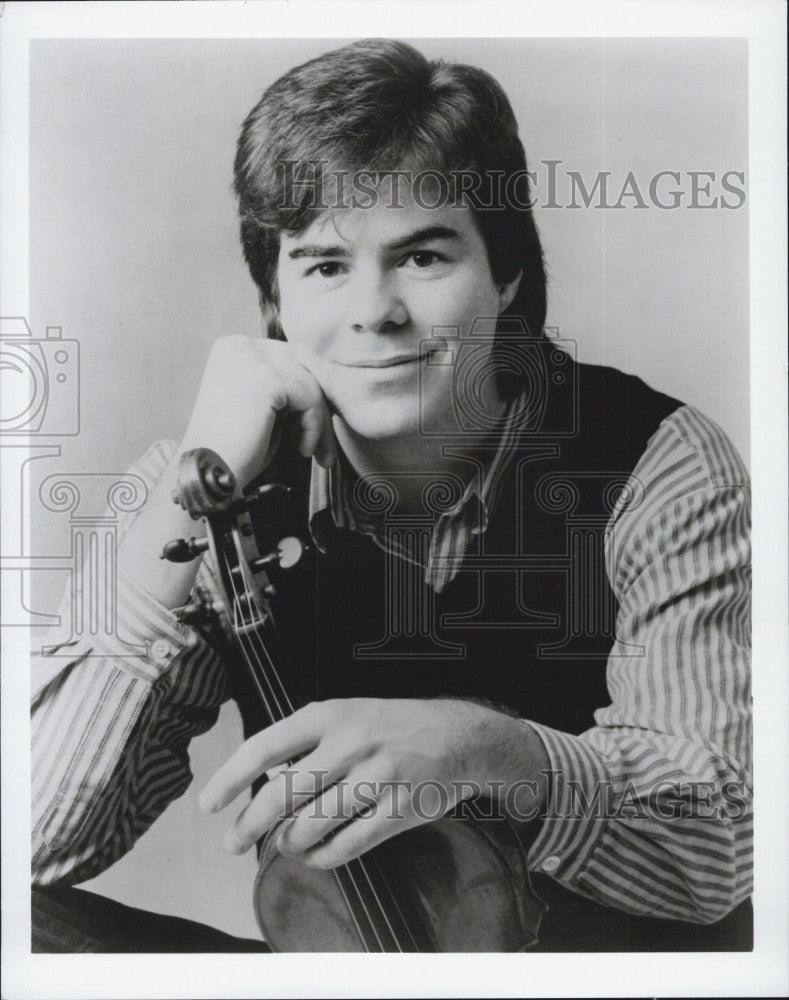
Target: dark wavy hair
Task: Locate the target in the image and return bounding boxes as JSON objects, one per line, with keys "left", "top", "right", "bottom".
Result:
{"left": 234, "top": 39, "right": 547, "bottom": 355}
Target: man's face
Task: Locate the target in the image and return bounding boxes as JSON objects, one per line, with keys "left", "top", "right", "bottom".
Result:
{"left": 276, "top": 190, "right": 518, "bottom": 443}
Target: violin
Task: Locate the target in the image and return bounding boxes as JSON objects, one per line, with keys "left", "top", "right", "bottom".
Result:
{"left": 162, "top": 447, "right": 547, "bottom": 951}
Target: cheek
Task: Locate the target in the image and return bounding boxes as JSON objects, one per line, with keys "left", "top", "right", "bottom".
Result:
{"left": 412, "top": 270, "right": 499, "bottom": 328}
{"left": 278, "top": 297, "right": 334, "bottom": 354}
{"left": 462, "top": 267, "right": 502, "bottom": 315}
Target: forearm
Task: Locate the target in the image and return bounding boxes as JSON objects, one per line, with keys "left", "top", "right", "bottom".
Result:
{"left": 31, "top": 569, "right": 228, "bottom": 888}
{"left": 456, "top": 702, "right": 551, "bottom": 824}
{"left": 117, "top": 450, "right": 203, "bottom": 611}
{"left": 455, "top": 700, "right": 750, "bottom": 923}
{"left": 32, "top": 442, "right": 227, "bottom": 885}
{"left": 33, "top": 658, "right": 189, "bottom": 885}
{"left": 523, "top": 720, "right": 752, "bottom": 923}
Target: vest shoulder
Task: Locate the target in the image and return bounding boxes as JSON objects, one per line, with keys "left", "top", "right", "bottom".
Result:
{"left": 529, "top": 358, "right": 685, "bottom": 471}
{"left": 574, "top": 360, "right": 684, "bottom": 417}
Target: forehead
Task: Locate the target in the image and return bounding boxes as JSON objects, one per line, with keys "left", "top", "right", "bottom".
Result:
{"left": 281, "top": 189, "right": 482, "bottom": 253}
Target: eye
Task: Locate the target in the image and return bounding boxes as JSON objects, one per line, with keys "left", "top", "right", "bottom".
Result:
{"left": 306, "top": 261, "right": 346, "bottom": 278}
{"left": 404, "top": 250, "right": 444, "bottom": 268}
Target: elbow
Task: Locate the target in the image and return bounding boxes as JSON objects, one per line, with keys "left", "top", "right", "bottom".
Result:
{"left": 674, "top": 810, "right": 753, "bottom": 926}
{"left": 686, "top": 862, "right": 752, "bottom": 927}
{"left": 685, "top": 880, "right": 749, "bottom": 926}
{"left": 32, "top": 830, "right": 75, "bottom": 888}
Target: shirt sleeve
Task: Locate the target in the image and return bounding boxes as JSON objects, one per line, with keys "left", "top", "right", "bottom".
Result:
{"left": 31, "top": 441, "right": 229, "bottom": 887}
{"left": 525, "top": 405, "right": 752, "bottom": 924}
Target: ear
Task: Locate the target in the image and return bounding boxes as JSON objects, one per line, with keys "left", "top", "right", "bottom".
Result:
{"left": 497, "top": 271, "right": 522, "bottom": 314}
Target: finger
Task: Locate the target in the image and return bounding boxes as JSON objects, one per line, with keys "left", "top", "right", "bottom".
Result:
{"left": 199, "top": 703, "right": 325, "bottom": 813}
{"left": 266, "top": 367, "right": 332, "bottom": 466}
{"left": 297, "top": 404, "right": 326, "bottom": 459}
{"left": 314, "top": 396, "right": 337, "bottom": 469}
{"left": 303, "top": 784, "right": 417, "bottom": 870}
{"left": 276, "top": 770, "right": 381, "bottom": 857}
{"left": 223, "top": 753, "right": 336, "bottom": 854}
{"left": 270, "top": 364, "right": 326, "bottom": 423}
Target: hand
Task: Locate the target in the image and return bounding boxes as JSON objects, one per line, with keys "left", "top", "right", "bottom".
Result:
{"left": 180, "top": 336, "right": 336, "bottom": 490}
{"left": 199, "top": 697, "right": 548, "bottom": 869}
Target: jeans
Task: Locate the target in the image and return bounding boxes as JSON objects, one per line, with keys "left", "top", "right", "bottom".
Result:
{"left": 32, "top": 881, "right": 752, "bottom": 953}
{"left": 32, "top": 886, "right": 270, "bottom": 953}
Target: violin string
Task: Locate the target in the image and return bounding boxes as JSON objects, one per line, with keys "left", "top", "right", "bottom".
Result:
{"left": 221, "top": 543, "right": 289, "bottom": 721}
{"left": 234, "top": 603, "right": 393, "bottom": 950}
{"left": 221, "top": 540, "right": 402, "bottom": 952}
{"left": 235, "top": 624, "right": 411, "bottom": 951}
{"left": 220, "top": 548, "right": 389, "bottom": 949}
{"left": 347, "top": 855, "right": 420, "bottom": 951}
{"left": 235, "top": 598, "right": 399, "bottom": 951}
{"left": 351, "top": 849, "right": 421, "bottom": 950}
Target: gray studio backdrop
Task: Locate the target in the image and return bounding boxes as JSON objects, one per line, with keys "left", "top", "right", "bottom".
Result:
{"left": 29, "top": 37, "right": 748, "bottom": 939}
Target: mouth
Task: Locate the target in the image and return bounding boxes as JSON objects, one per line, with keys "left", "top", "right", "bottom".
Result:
{"left": 338, "top": 341, "right": 448, "bottom": 370}
{"left": 342, "top": 354, "right": 422, "bottom": 369}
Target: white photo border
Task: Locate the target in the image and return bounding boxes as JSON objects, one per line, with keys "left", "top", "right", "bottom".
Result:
{"left": 1, "top": 1, "right": 786, "bottom": 997}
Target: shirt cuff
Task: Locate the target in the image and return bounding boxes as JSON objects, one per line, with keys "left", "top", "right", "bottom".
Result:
{"left": 76, "top": 564, "right": 203, "bottom": 683}
{"left": 525, "top": 722, "right": 610, "bottom": 883}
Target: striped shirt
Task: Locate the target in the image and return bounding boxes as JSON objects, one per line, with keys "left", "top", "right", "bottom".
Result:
{"left": 31, "top": 404, "right": 753, "bottom": 925}
{"left": 308, "top": 391, "right": 526, "bottom": 592}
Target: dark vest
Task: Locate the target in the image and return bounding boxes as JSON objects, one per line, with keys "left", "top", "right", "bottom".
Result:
{"left": 231, "top": 356, "right": 751, "bottom": 951}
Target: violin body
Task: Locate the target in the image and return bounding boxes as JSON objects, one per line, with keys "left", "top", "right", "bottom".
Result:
{"left": 254, "top": 808, "right": 545, "bottom": 951}
{"left": 165, "top": 447, "right": 547, "bottom": 952}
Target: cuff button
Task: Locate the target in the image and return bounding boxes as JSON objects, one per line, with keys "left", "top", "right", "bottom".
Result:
{"left": 151, "top": 639, "right": 173, "bottom": 662}
{"left": 541, "top": 855, "right": 561, "bottom": 873}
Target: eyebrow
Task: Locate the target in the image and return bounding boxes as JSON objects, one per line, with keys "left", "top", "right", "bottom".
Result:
{"left": 287, "top": 224, "right": 462, "bottom": 260}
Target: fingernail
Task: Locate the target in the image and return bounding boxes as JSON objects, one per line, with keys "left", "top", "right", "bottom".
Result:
{"left": 223, "top": 831, "right": 247, "bottom": 854}
{"left": 275, "top": 833, "right": 295, "bottom": 857}
{"left": 274, "top": 822, "right": 296, "bottom": 856}
{"left": 198, "top": 791, "right": 219, "bottom": 813}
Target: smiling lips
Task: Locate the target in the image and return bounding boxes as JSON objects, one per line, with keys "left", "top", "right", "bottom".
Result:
{"left": 340, "top": 344, "right": 446, "bottom": 369}
{"left": 343, "top": 354, "right": 422, "bottom": 369}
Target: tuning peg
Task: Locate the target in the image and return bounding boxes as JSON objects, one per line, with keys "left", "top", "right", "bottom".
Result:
{"left": 234, "top": 482, "right": 291, "bottom": 514}
{"left": 276, "top": 536, "right": 307, "bottom": 569}
{"left": 173, "top": 590, "right": 227, "bottom": 624}
{"left": 174, "top": 600, "right": 210, "bottom": 625}
{"left": 250, "top": 536, "right": 307, "bottom": 573}
{"left": 160, "top": 535, "right": 210, "bottom": 563}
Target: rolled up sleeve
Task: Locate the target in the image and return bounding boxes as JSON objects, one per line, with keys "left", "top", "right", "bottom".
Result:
{"left": 31, "top": 441, "right": 228, "bottom": 886}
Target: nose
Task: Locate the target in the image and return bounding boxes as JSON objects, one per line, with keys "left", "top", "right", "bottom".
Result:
{"left": 349, "top": 266, "right": 408, "bottom": 334}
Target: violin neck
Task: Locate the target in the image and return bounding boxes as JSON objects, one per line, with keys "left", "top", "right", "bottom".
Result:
{"left": 233, "top": 609, "right": 309, "bottom": 726}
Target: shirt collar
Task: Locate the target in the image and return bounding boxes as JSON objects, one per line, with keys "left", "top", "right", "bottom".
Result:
{"left": 308, "top": 389, "right": 528, "bottom": 551}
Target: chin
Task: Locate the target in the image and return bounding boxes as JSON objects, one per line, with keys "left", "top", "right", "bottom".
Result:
{"left": 332, "top": 396, "right": 425, "bottom": 442}
{"left": 342, "top": 411, "right": 421, "bottom": 442}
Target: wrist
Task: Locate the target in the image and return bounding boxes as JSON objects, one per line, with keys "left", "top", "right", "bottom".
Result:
{"left": 460, "top": 704, "right": 551, "bottom": 823}
{"left": 118, "top": 454, "right": 202, "bottom": 610}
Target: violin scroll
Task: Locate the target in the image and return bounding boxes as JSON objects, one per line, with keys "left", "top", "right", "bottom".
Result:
{"left": 168, "top": 449, "right": 237, "bottom": 519}
{"left": 164, "top": 449, "right": 296, "bottom": 529}
{"left": 160, "top": 447, "right": 308, "bottom": 621}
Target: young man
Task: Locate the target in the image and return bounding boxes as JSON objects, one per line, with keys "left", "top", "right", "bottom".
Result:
{"left": 31, "top": 39, "right": 752, "bottom": 951}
